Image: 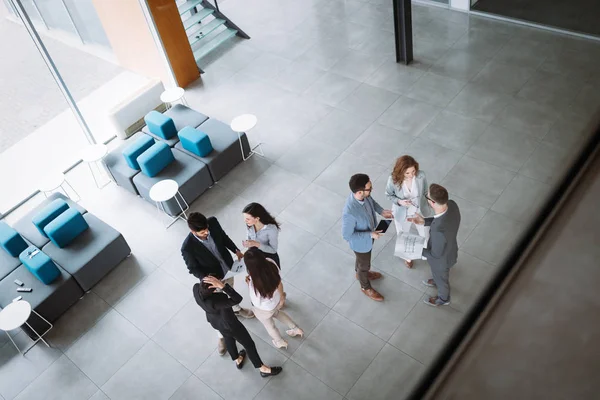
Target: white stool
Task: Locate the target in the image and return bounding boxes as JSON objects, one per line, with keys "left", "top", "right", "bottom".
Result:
{"left": 81, "top": 144, "right": 110, "bottom": 189}
{"left": 39, "top": 172, "right": 80, "bottom": 201}
{"left": 0, "top": 300, "right": 52, "bottom": 356}
{"left": 230, "top": 114, "right": 264, "bottom": 161}
{"left": 149, "top": 179, "right": 189, "bottom": 228}
{"left": 160, "top": 87, "right": 188, "bottom": 110}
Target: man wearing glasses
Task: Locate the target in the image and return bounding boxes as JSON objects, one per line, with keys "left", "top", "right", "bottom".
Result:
{"left": 409, "top": 184, "right": 461, "bottom": 307}
{"left": 342, "top": 173, "right": 393, "bottom": 301}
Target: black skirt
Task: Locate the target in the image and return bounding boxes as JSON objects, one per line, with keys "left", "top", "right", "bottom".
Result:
{"left": 261, "top": 251, "right": 281, "bottom": 269}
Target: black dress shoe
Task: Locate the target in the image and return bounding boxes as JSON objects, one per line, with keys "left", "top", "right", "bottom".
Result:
{"left": 260, "top": 366, "right": 282, "bottom": 377}
{"left": 236, "top": 350, "right": 246, "bottom": 370}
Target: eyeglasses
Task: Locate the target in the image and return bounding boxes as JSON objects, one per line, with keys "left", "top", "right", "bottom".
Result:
{"left": 363, "top": 187, "right": 373, "bottom": 192}
{"left": 425, "top": 194, "right": 435, "bottom": 203}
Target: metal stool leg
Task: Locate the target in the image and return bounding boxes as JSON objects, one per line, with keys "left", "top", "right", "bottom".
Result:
{"left": 6, "top": 332, "right": 24, "bottom": 356}
{"left": 63, "top": 179, "right": 81, "bottom": 202}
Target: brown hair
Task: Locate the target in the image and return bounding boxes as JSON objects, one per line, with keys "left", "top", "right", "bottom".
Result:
{"left": 428, "top": 184, "right": 449, "bottom": 205}
{"left": 392, "top": 155, "right": 419, "bottom": 185}
{"left": 244, "top": 248, "right": 281, "bottom": 299}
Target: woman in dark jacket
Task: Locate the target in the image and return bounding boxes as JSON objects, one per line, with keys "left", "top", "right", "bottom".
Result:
{"left": 194, "top": 275, "right": 282, "bottom": 377}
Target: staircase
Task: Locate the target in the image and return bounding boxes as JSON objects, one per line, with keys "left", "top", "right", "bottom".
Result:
{"left": 177, "top": 0, "right": 249, "bottom": 73}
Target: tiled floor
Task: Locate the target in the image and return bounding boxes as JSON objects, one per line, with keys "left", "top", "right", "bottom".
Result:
{"left": 1, "top": 0, "right": 600, "bottom": 399}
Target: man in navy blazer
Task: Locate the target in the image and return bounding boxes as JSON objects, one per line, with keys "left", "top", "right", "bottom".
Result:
{"left": 342, "top": 174, "right": 393, "bottom": 302}
{"left": 409, "top": 184, "right": 461, "bottom": 307}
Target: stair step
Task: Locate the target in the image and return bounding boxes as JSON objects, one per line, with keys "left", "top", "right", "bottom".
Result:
{"left": 178, "top": 0, "right": 202, "bottom": 16}
{"left": 188, "top": 18, "right": 226, "bottom": 47}
{"left": 182, "top": 8, "right": 214, "bottom": 30}
{"left": 193, "top": 28, "right": 238, "bottom": 61}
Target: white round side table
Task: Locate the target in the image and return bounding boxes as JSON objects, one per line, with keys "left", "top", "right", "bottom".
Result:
{"left": 81, "top": 144, "right": 111, "bottom": 189}
{"left": 160, "top": 87, "right": 188, "bottom": 110}
{"left": 0, "top": 300, "right": 52, "bottom": 356}
{"left": 149, "top": 179, "right": 189, "bottom": 228}
{"left": 230, "top": 114, "right": 263, "bottom": 161}
{"left": 39, "top": 172, "right": 80, "bottom": 201}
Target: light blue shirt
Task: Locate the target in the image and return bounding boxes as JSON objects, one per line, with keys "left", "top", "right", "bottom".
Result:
{"left": 342, "top": 193, "right": 384, "bottom": 253}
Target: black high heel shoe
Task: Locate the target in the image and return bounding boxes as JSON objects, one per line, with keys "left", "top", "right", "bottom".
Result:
{"left": 260, "top": 366, "right": 283, "bottom": 377}
{"left": 236, "top": 350, "right": 246, "bottom": 370}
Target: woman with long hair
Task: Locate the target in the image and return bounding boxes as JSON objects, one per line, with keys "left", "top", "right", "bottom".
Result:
{"left": 193, "top": 275, "right": 282, "bottom": 377}
{"left": 242, "top": 202, "right": 282, "bottom": 268}
{"left": 244, "top": 248, "right": 303, "bottom": 349}
{"left": 385, "top": 155, "right": 433, "bottom": 268}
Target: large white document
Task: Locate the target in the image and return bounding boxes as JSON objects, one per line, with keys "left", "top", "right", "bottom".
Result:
{"left": 394, "top": 233, "right": 425, "bottom": 261}
{"left": 223, "top": 259, "right": 247, "bottom": 281}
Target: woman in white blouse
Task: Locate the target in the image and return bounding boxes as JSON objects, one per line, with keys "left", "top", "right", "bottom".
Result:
{"left": 242, "top": 203, "right": 281, "bottom": 268}
{"left": 385, "top": 155, "right": 433, "bottom": 268}
{"left": 244, "top": 248, "right": 303, "bottom": 349}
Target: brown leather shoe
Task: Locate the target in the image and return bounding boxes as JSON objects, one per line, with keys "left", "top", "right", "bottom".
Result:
{"left": 355, "top": 271, "right": 383, "bottom": 281}
{"left": 361, "top": 288, "right": 384, "bottom": 301}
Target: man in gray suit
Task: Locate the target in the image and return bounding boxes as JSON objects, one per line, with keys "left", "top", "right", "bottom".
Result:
{"left": 409, "top": 184, "right": 461, "bottom": 307}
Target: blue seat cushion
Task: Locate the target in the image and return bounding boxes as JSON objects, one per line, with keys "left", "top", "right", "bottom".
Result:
{"left": 19, "top": 246, "right": 60, "bottom": 284}
{"left": 137, "top": 142, "right": 175, "bottom": 177}
{"left": 178, "top": 126, "right": 213, "bottom": 157}
{"left": 44, "top": 208, "right": 89, "bottom": 248}
{"left": 0, "top": 221, "right": 28, "bottom": 257}
{"left": 144, "top": 111, "right": 177, "bottom": 140}
{"left": 32, "top": 199, "right": 70, "bottom": 238}
{"left": 122, "top": 134, "right": 155, "bottom": 170}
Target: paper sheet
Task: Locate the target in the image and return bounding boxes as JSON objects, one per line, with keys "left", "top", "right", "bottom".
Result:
{"left": 223, "top": 259, "right": 247, "bottom": 281}
{"left": 394, "top": 232, "right": 425, "bottom": 260}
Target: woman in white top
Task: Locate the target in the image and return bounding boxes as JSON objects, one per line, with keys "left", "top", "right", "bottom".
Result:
{"left": 242, "top": 203, "right": 281, "bottom": 268}
{"left": 385, "top": 155, "right": 433, "bottom": 268}
{"left": 244, "top": 248, "right": 303, "bottom": 349}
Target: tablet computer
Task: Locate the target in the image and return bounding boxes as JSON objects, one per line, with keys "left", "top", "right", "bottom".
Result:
{"left": 375, "top": 219, "right": 391, "bottom": 233}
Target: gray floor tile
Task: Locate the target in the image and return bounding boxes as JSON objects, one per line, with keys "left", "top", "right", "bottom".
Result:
{"left": 421, "top": 110, "right": 488, "bottom": 153}
{"left": 89, "top": 390, "right": 109, "bottom": 400}
{"left": 413, "top": 38, "right": 451, "bottom": 65}
{"left": 466, "top": 125, "right": 539, "bottom": 172}
{"left": 445, "top": 252, "right": 496, "bottom": 313}
{"left": 271, "top": 60, "right": 326, "bottom": 94}
{"left": 330, "top": 51, "right": 387, "bottom": 82}
{"left": 543, "top": 107, "right": 597, "bottom": 152}
{"left": 291, "top": 311, "right": 385, "bottom": 395}
{"left": 365, "top": 61, "right": 424, "bottom": 94}
{"left": 240, "top": 53, "right": 292, "bottom": 80}
{"left": 273, "top": 219, "right": 320, "bottom": 277}
{"left": 152, "top": 300, "right": 219, "bottom": 372}
{"left": 305, "top": 109, "right": 374, "bottom": 151}
{"left": 102, "top": 341, "right": 190, "bottom": 400}
{"left": 256, "top": 360, "right": 342, "bottom": 400}
{"left": 493, "top": 98, "right": 558, "bottom": 139}
{"left": 337, "top": 84, "right": 399, "bottom": 121}
{"left": 492, "top": 174, "right": 552, "bottom": 223}
{"left": 519, "top": 141, "right": 573, "bottom": 184}
{"left": 450, "top": 194, "right": 488, "bottom": 246}
{"left": 115, "top": 269, "right": 190, "bottom": 337}
{"left": 447, "top": 83, "right": 511, "bottom": 123}
{"left": 314, "top": 152, "right": 387, "bottom": 198}
{"left": 461, "top": 211, "right": 526, "bottom": 266}
{"left": 195, "top": 331, "right": 287, "bottom": 400}
{"left": 572, "top": 82, "right": 600, "bottom": 117}
{"left": 66, "top": 309, "right": 148, "bottom": 386}
{"left": 373, "top": 238, "right": 433, "bottom": 292}
{"left": 216, "top": 155, "right": 272, "bottom": 195}
{"left": 295, "top": 39, "right": 351, "bottom": 71}
{"left": 389, "top": 299, "right": 464, "bottom": 364}
{"left": 333, "top": 276, "right": 423, "bottom": 341}
{"left": 279, "top": 184, "right": 345, "bottom": 237}
{"left": 240, "top": 165, "right": 311, "bottom": 215}
{"left": 471, "top": 61, "right": 535, "bottom": 95}
{"left": 285, "top": 242, "right": 356, "bottom": 308}
{"left": 377, "top": 96, "right": 441, "bottom": 136}
{"left": 321, "top": 217, "right": 354, "bottom": 256}
{"left": 516, "top": 70, "right": 586, "bottom": 110}
{"left": 405, "top": 72, "right": 467, "bottom": 107}
{"left": 345, "top": 123, "right": 415, "bottom": 162}
{"left": 45, "top": 291, "right": 110, "bottom": 351}
{"left": 492, "top": 38, "right": 552, "bottom": 69}
{"left": 347, "top": 344, "right": 424, "bottom": 400}
{"left": 303, "top": 72, "right": 361, "bottom": 106}
{"left": 14, "top": 355, "right": 97, "bottom": 400}
{"left": 275, "top": 140, "right": 342, "bottom": 181}
{"left": 405, "top": 138, "right": 464, "bottom": 183}
{"left": 169, "top": 375, "right": 222, "bottom": 400}
{"left": 187, "top": 185, "right": 237, "bottom": 218}
{"left": 430, "top": 49, "right": 490, "bottom": 81}
{"left": 442, "top": 156, "right": 515, "bottom": 208}
{"left": 0, "top": 331, "right": 62, "bottom": 400}
{"left": 160, "top": 249, "right": 201, "bottom": 290}
{"left": 451, "top": 30, "right": 511, "bottom": 59}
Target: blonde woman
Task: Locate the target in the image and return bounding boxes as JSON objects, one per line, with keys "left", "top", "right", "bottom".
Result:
{"left": 385, "top": 155, "right": 433, "bottom": 268}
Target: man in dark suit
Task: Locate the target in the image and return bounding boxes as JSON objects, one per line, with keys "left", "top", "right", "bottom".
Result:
{"left": 409, "top": 184, "right": 461, "bottom": 307}
{"left": 181, "top": 212, "right": 254, "bottom": 354}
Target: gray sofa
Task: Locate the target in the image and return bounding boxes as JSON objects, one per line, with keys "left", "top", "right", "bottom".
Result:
{"left": 142, "top": 104, "right": 209, "bottom": 147}
{"left": 104, "top": 131, "right": 145, "bottom": 195}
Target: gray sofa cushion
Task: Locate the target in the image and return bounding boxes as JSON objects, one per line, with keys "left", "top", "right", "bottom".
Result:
{"left": 13, "top": 193, "right": 87, "bottom": 249}
{"left": 0, "top": 251, "right": 21, "bottom": 281}
{"left": 105, "top": 132, "right": 144, "bottom": 195}
{"left": 42, "top": 213, "right": 131, "bottom": 291}
{"left": 142, "top": 104, "right": 209, "bottom": 147}
{"left": 0, "top": 263, "right": 83, "bottom": 334}
{"left": 133, "top": 148, "right": 213, "bottom": 216}
{"left": 174, "top": 118, "right": 250, "bottom": 181}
